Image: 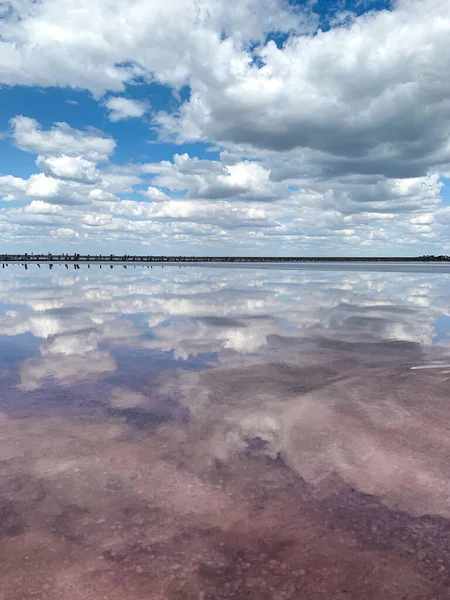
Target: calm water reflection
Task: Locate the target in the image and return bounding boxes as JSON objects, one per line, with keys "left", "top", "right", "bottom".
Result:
{"left": 0, "top": 266, "right": 450, "bottom": 599}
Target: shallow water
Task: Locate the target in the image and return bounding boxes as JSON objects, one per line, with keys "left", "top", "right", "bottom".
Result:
{"left": 0, "top": 265, "right": 450, "bottom": 599}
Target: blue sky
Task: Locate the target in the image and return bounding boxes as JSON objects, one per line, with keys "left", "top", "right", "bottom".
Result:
{"left": 0, "top": 0, "right": 449, "bottom": 255}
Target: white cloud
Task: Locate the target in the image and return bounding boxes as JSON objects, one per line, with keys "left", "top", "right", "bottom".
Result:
{"left": 50, "top": 227, "right": 79, "bottom": 238}
{"left": 20, "top": 173, "right": 91, "bottom": 205}
{"left": 105, "top": 96, "right": 149, "bottom": 121}
{"left": 0, "top": 0, "right": 316, "bottom": 95}
{"left": 0, "top": 1, "right": 450, "bottom": 253}
{"left": 0, "top": 117, "right": 130, "bottom": 207}
{"left": 88, "top": 188, "right": 119, "bottom": 202}
{"left": 0, "top": 171, "right": 94, "bottom": 206}
{"left": 0, "top": 174, "right": 27, "bottom": 200}
{"left": 154, "top": 0, "right": 450, "bottom": 181}
{"left": 10, "top": 116, "right": 115, "bottom": 162}
{"left": 144, "top": 153, "right": 283, "bottom": 201}
{"left": 36, "top": 155, "right": 100, "bottom": 183}
{"left": 25, "top": 200, "right": 63, "bottom": 214}
{"left": 107, "top": 195, "right": 268, "bottom": 229}
{"left": 26, "top": 173, "right": 60, "bottom": 199}
{"left": 1, "top": 0, "right": 450, "bottom": 186}
{"left": 98, "top": 168, "right": 143, "bottom": 193}
{"left": 2, "top": 147, "right": 448, "bottom": 253}
{"left": 142, "top": 186, "right": 171, "bottom": 202}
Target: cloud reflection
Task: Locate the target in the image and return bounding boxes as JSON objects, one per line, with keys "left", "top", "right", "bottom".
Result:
{"left": 0, "top": 266, "right": 450, "bottom": 519}
{"left": 0, "top": 267, "right": 449, "bottom": 384}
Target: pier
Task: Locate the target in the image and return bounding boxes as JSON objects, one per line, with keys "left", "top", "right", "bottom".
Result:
{"left": 1, "top": 253, "right": 450, "bottom": 265}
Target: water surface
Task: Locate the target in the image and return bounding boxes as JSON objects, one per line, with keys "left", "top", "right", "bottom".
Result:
{"left": 0, "top": 265, "right": 450, "bottom": 599}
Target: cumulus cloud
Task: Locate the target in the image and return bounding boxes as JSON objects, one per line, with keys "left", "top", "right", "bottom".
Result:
{"left": 0, "top": 0, "right": 316, "bottom": 95}
{"left": 105, "top": 96, "right": 149, "bottom": 121}
{"left": 25, "top": 200, "right": 63, "bottom": 215}
{"left": 107, "top": 195, "right": 269, "bottom": 229}
{"left": 0, "top": 172, "right": 91, "bottom": 205}
{"left": 144, "top": 153, "right": 282, "bottom": 201}
{"left": 50, "top": 227, "right": 80, "bottom": 238}
{"left": 141, "top": 186, "right": 171, "bottom": 202}
{"left": 156, "top": 0, "right": 450, "bottom": 181}
{"left": 0, "top": 0, "right": 449, "bottom": 253}
{"left": 0, "top": 117, "right": 139, "bottom": 208}
{"left": 10, "top": 116, "right": 115, "bottom": 162}
{"left": 0, "top": 175, "right": 27, "bottom": 200}
{"left": 26, "top": 173, "right": 60, "bottom": 199}
{"left": 36, "top": 155, "right": 100, "bottom": 183}
{"left": 28, "top": 173, "right": 93, "bottom": 205}
{"left": 88, "top": 188, "right": 120, "bottom": 202}
{"left": 1, "top": 161, "right": 448, "bottom": 251}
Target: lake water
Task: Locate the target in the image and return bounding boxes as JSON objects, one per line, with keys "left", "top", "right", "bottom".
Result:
{"left": 0, "top": 264, "right": 450, "bottom": 599}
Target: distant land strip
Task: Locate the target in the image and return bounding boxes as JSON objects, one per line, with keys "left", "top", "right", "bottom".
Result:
{"left": 1, "top": 254, "right": 450, "bottom": 264}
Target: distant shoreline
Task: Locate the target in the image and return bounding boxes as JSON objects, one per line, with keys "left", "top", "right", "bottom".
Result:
{"left": 1, "top": 254, "right": 450, "bottom": 264}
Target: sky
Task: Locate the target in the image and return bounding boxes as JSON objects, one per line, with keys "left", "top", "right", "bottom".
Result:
{"left": 0, "top": 0, "right": 450, "bottom": 256}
